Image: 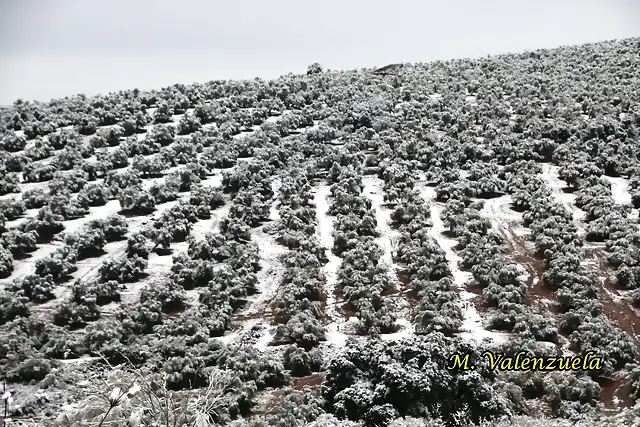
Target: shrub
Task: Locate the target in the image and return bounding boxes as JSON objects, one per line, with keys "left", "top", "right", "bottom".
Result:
{"left": 77, "top": 182, "right": 111, "bottom": 207}
{"left": 7, "top": 274, "right": 56, "bottom": 302}
{"left": 0, "top": 246, "right": 14, "bottom": 278}
{"left": 22, "top": 187, "right": 50, "bottom": 209}
{"left": 20, "top": 206, "right": 65, "bottom": 241}
{"left": 99, "top": 255, "right": 148, "bottom": 283}
{"left": 1, "top": 229, "right": 38, "bottom": 257}
{"left": 283, "top": 345, "right": 324, "bottom": 376}
{"left": 119, "top": 187, "right": 156, "bottom": 214}
{"left": 35, "top": 247, "right": 78, "bottom": 280}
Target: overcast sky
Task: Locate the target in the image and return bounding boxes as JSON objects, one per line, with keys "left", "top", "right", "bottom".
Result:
{"left": 0, "top": 0, "right": 638, "bottom": 104}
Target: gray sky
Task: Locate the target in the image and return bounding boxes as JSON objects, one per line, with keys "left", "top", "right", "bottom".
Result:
{"left": 0, "top": 0, "right": 638, "bottom": 104}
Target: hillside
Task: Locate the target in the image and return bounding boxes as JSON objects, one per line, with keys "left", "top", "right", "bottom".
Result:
{"left": 1, "top": 38, "right": 640, "bottom": 426}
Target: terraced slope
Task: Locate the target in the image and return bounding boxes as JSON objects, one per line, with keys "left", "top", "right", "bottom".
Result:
{"left": 1, "top": 37, "right": 640, "bottom": 427}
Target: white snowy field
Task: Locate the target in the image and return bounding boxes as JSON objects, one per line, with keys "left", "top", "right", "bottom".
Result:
{"left": 541, "top": 164, "right": 640, "bottom": 246}
{"left": 2, "top": 169, "right": 230, "bottom": 287}
{"left": 540, "top": 163, "right": 587, "bottom": 232}
{"left": 480, "top": 194, "right": 529, "bottom": 237}
{"left": 1, "top": 109, "right": 281, "bottom": 317}
{"left": 237, "top": 179, "right": 287, "bottom": 348}
{"left": 604, "top": 176, "right": 633, "bottom": 205}
{"left": 361, "top": 175, "right": 409, "bottom": 324}
{"left": 314, "top": 183, "right": 348, "bottom": 348}
{"left": 314, "top": 177, "right": 416, "bottom": 350}
{"left": 8, "top": 106, "right": 636, "bottom": 364}
{"left": 418, "top": 181, "right": 509, "bottom": 345}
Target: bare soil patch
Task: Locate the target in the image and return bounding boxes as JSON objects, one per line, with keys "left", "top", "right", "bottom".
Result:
{"left": 292, "top": 373, "right": 325, "bottom": 389}
{"left": 600, "top": 372, "right": 635, "bottom": 410}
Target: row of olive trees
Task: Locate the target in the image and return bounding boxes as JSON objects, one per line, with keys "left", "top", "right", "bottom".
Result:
{"left": 328, "top": 160, "right": 398, "bottom": 335}
{"left": 270, "top": 168, "right": 327, "bottom": 353}
{"left": 508, "top": 161, "right": 639, "bottom": 413}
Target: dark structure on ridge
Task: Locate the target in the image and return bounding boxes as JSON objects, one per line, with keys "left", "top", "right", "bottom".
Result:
{"left": 373, "top": 63, "right": 404, "bottom": 75}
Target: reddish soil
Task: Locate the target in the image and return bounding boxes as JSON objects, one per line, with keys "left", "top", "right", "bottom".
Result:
{"left": 338, "top": 301, "right": 358, "bottom": 319}
{"left": 502, "top": 225, "right": 639, "bottom": 409}
{"left": 502, "top": 229, "right": 557, "bottom": 309}
{"left": 496, "top": 215, "right": 640, "bottom": 362}
{"left": 465, "top": 283, "right": 490, "bottom": 312}
{"left": 586, "top": 247, "right": 640, "bottom": 355}
{"left": 579, "top": 247, "right": 639, "bottom": 410}
{"left": 384, "top": 263, "right": 421, "bottom": 309}
{"left": 292, "top": 373, "right": 325, "bottom": 389}
{"left": 318, "top": 279, "right": 356, "bottom": 320}
{"left": 600, "top": 372, "right": 635, "bottom": 410}
{"left": 601, "top": 279, "right": 640, "bottom": 354}
{"left": 394, "top": 268, "right": 411, "bottom": 288}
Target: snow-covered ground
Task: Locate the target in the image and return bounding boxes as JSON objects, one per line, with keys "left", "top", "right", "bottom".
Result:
{"left": 480, "top": 194, "right": 529, "bottom": 237}
{"left": 540, "top": 165, "right": 637, "bottom": 246}
{"left": 3, "top": 208, "right": 39, "bottom": 229}
{"left": 541, "top": 163, "right": 587, "bottom": 233}
{"left": 61, "top": 200, "right": 123, "bottom": 237}
{"left": 379, "top": 318, "right": 414, "bottom": 341}
{"left": 361, "top": 176, "right": 414, "bottom": 337}
{"left": 3, "top": 164, "right": 231, "bottom": 312}
{"left": 0, "top": 107, "right": 263, "bottom": 293}
{"left": 191, "top": 203, "right": 230, "bottom": 237}
{"left": 362, "top": 176, "right": 401, "bottom": 287}
{"left": 247, "top": 180, "right": 286, "bottom": 315}
{"left": 603, "top": 176, "right": 638, "bottom": 220}
{"left": 0, "top": 242, "right": 63, "bottom": 286}
{"left": 418, "top": 182, "right": 508, "bottom": 345}
{"left": 604, "top": 176, "right": 633, "bottom": 205}
{"left": 314, "top": 183, "right": 349, "bottom": 348}
{"left": 228, "top": 179, "right": 286, "bottom": 348}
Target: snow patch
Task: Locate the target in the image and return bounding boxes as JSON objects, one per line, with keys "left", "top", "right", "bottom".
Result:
{"left": 459, "top": 292, "right": 508, "bottom": 345}
{"left": 362, "top": 176, "right": 413, "bottom": 337}
{"left": 424, "top": 200, "right": 471, "bottom": 287}
{"left": 1, "top": 242, "right": 62, "bottom": 283}
{"left": 236, "top": 179, "right": 285, "bottom": 346}
{"left": 603, "top": 176, "right": 633, "bottom": 205}
{"left": 264, "top": 111, "right": 287, "bottom": 124}
{"left": 4, "top": 208, "right": 39, "bottom": 229}
{"left": 191, "top": 204, "right": 230, "bottom": 237}
{"left": 480, "top": 194, "right": 528, "bottom": 236}
{"left": 61, "top": 200, "right": 122, "bottom": 237}
{"left": 361, "top": 176, "right": 400, "bottom": 280}
{"left": 541, "top": 163, "right": 586, "bottom": 231}
{"left": 418, "top": 183, "right": 506, "bottom": 344}
{"left": 250, "top": 180, "right": 285, "bottom": 309}
{"left": 314, "top": 183, "right": 349, "bottom": 348}
{"left": 269, "top": 180, "right": 281, "bottom": 222}
{"left": 380, "top": 318, "right": 414, "bottom": 341}
{"left": 15, "top": 180, "right": 49, "bottom": 196}
{"left": 254, "top": 327, "right": 274, "bottom": 350}
{"left": 119, "top": 273, "right": 156, "bottom": 304}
